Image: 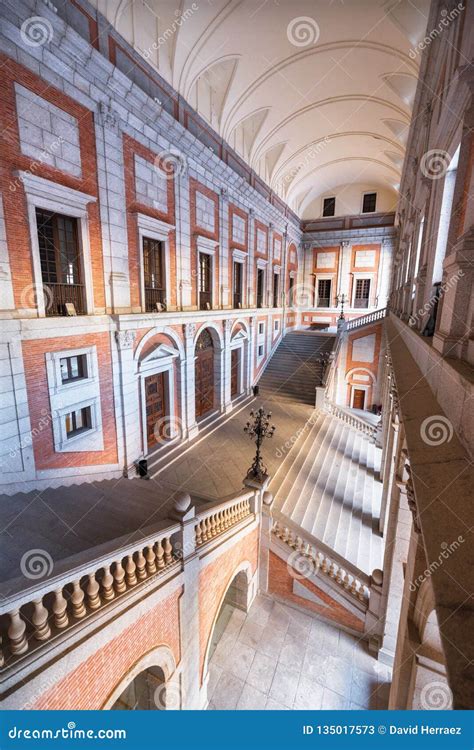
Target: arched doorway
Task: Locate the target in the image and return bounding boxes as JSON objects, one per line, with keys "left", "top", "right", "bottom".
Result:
{"left": 195, "top": 328, "right": 215, "bottom": 419}
{"left": 111, "top": 666, "right": 165, "bottom": 710}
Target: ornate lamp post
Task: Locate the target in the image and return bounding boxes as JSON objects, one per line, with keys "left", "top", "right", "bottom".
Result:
{"left": 244, "top": 407, "right": 276, "bottom": 481}
{"left": 335, "top": 293, "right": 348, "bottom": 320}
{"left": 317, "top": 350, "right": 331, "bottom": 379}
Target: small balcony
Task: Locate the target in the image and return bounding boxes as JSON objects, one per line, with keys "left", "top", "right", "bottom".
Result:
{"left": 354, "top": 298, "right": 369, "bottom": 309}
{"left": 145, "top": 286, "right": 166, "bottom": 312}
{"left": 199, "top": 290, "right": 212, "bottom": 310}
{"left": 317, "top": 297, "right": 331, "bottom": 308}
{"left": 233, "top": 292, "right": 242, "bottom": 309}
{"left": 44, "top": 282, "right": 86, "bottom": 317}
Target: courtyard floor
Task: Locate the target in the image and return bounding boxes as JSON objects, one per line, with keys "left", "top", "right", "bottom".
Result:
{"left": 207, "top": 595, "right": 391, "bottom": 710}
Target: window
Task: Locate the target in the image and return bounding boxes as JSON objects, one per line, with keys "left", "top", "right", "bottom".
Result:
{"left": 36, "top": 208, "right": 85, "bottom": 316}
{"left": 258, "top": 322, "right": 264, "bottom": 335}
{"left": 143, "top": 237, "right": 165, "bottom": 311}
{"left": 288, "top": 276, "right": 295, "bottom": 306}
{"left": 60, "top": 354, "right": 87, "bottom": 383}
{"left": 272, "top": 272, "right": 279, "bottom": 308}
{"left": 199, "top": 253, "right": 212, "bottom": 310}
{"left": 322, "top": 196, "right": 336, "bottom": 217}
{"left": 354, "top": 278, "right": 371, "bottom": 308}
{"left": 362, "top": 193, "right": 377, "bottom": 213}
{"left": 65, "top": 406, "right": 92, "bottom": 438}
{"left": 274, "top": 320, "right": 279, "bottom": 332}
{"left": 233, "top": 261, "right": 243, "bottom": 308}
{"left": 256, "top": 268, "right": 265, "bottom": 308}
{"left": 258, "top": 345, "right": 264, "bottom": 357}
{"left": 317, "top": 279, "right": 332, "bottom": 308}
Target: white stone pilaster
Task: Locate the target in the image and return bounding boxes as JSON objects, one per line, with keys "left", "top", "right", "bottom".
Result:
{"left": 183, "top": 323, "right": 199, "bottom": 439}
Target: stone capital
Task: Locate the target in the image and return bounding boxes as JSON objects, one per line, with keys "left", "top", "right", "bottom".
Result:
{"left": 115, "top": 330, "right": 135, "bottom": 350}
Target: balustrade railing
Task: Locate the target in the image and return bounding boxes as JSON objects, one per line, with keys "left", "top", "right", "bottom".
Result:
{"left": 345, "top": 308, "right": 387, "bottom": 330}
{"left": 272, "top": 520, "right": 370, "bottom": 606}
{"left": 195, "top": 492, "right": 253, "bottom": 546}
{"left": 323, "top": 401, "right": 378, "bottom": 440}
{"left": 0, "top": 522, "right": 180, "bottom": 670}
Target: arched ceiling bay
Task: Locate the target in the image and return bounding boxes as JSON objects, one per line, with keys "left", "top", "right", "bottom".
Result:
{"left": 91, "top": 0, "right": 430, "bottom": 217}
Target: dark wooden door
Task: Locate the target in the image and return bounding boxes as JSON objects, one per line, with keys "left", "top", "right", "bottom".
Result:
{"left": 145, "top": 373, "right": 165, "bottom": 448}
{"left": 196, "top": 350, "right": 214, "bottom": 417}
{"left": 231, "top": 348, "right": 239, "bottom": 398}
{"left": 353, "top": 388, "right": 365, "bottom": 410}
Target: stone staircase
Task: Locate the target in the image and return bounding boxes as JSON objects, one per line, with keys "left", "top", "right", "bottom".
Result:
{"left": 273, "top": 410, "right": 383, "bottom": 576}
{"left": 257, "top": 332, "right": 335, "bottom": 405}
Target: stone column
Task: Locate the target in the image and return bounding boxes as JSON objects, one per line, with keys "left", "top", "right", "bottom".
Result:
{"left": 183, "top": 323, "right": 199, "bottom": 440}
{"left": 223, "top": 318, "right": 233, "bottom": 413}
{"left": 379, "top": 395, "right": 401, "bottom": 535}
{"left": 114, "top": 329, "right": 140, "bottom": 475}
{"left": 219, "top": 188, "right": 230, "bottom": 308}
{"left": 173, "top": 155, "right": 192, "bottom": 310}
{"left": 247, "top": 316, "right": 256, "bottom": 388}
{"left": 247, "top": 208, "right": 255, "bottom": 308}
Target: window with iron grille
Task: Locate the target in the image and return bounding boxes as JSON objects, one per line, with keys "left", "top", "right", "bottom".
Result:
{"left": 233, "top": 261, "right": 243, "bottom": 308}
{"left": 143, "top": 237, "right": 165, "bottom": 311}
{"left": 36, "top": 208, "right": 85, "bottom": 316}
{"left": 354, "top": 278, "right": 371, "bottom": 308}
{"left": 256, "top": 268, "right": 264, "bottom": 308}
{"left": 199, "top": 253, "right": 212, "bottom": 309}
{"left": 317, "top": 279, "right": 332, "bottom": 307}
{"left": 272, "top": 272, "right": 279, "bottom": 307}
{"left": 65, "top": 406, "right": 92, "bottom": 438}
{"left": 362, "top": 192, "right": 377, "bottom": 213}
{"left": 322, "top": 196, "right": 336, "bottom": 217}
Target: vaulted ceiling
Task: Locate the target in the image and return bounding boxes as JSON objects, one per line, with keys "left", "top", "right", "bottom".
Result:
{"left": 91, "top": 0, "right": 430, "bottom": 218}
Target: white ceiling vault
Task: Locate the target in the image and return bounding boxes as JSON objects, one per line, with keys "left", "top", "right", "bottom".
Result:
{"left": 91, "top": 0, "right": 430, "bottom": 218}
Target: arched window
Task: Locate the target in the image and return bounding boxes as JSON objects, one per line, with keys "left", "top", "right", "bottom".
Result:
{"left": 111, "top": 666, "right": 166, "bottom": 710}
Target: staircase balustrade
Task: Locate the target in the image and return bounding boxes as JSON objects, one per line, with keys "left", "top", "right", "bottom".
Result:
{"left": 345, "top": 308, "right": 387, "bottom": 331}
{"left": 195, "top": 492, "right": 253, "bottom": 546}
{"left": 271, "top": 519, "right": 370, "bottom": 606}
{"left": 323, "top": 400, "right": 378, "bottom": 441}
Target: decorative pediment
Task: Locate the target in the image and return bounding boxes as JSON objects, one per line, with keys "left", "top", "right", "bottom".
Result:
{"left": 231, "top": 329, "right": 248, "bottom": 343}
{"left": 139, "top": 343, "right": 179, "bottom": 373}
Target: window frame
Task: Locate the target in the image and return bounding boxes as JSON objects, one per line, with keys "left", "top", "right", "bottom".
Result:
{"left": 322, "top": 196, "right": 336, "bottom": 217}
{"left": 361, "top": 192, "right": 377, "bottom": 214}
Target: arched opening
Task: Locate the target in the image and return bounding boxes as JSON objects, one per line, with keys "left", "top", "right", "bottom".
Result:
{"left": 111, "top": 666, "right": 166, "bottom": 710}
{"left": 208, "top": 570, "right": 249, "bottom": 663}
{"left": 195, "top": 328, "right": 216, "bottom": 419}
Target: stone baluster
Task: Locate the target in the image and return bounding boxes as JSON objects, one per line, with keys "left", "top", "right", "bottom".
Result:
{"left": 163, "top": 537, "right": 173, "bottom": 565}
{"left": 113, "top": 560, "right": 127, "bottom": 594}
{"left": 125, "top": 555, "right": 137, "bottom": 586}
{"left": 195, "top": 522, "right": 202, "bottom": 546}
{"left": 86, "top": 573, "right": 101, "bottom": 610}
{"left": 209, "top": 514, "right": 217, "bottom": 538}
{"left": 8, "top": 609, "right": 28, "bottom": 654}
{"left": 32, "top": 598, "right": 51, "bottom": 641}
{"left": 321, "top": 557, "right": 329, "bottom": 575}
{"left": 136, "top": 549, "right": 147, "bottom": 581}
{"left": 71, "top": 580, "right": 86, "bottom": 618}
{"left": 53, "top": 587, "right": 69, "bottom": 629}
{"left": 155, "top": 539, "right": 165, "bottom": 569}
{"left": 101, "top": 565, "right": 115, "bottom": 601}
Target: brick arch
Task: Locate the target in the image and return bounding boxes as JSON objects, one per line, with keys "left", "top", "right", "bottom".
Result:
{"left": 101, "top": 643, "right": 177, "bottom": 710}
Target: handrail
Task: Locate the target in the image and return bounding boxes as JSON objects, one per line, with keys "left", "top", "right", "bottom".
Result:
{"left": 271, "top": 517, "right": 370, "bottom": 606}
{"left": 195, "top": 491, "right": 254, "bottom": 547}
{"left": 323, "top": 400, "right": 378, "bottom": 441}
{"left": 345, "top": 308, "right": 387, "bottom": 331}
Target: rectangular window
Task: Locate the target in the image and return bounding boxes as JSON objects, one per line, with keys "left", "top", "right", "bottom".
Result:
{"left": 272, "top": 272, "right": 279, "bottom": 308}
{"left": 65, "top": 406, "right": 92, "bottom": 438}
{"left": 362, "top": 192, "right": 377, "bottom": 213}
{"left": 322, "top": 196, "right": 336, "bottom": 217}
{"left": 199, "top": 252, "right": 212, "bottom": 310}
{"left": 258, "top": 344, "right": 264, "bottom": 357}
{"left": 143, "top": 237, "right": 165, "bottom": 311}
{"left": 60, "top": 354, "right": 87, "bottom": 383}
{"left": 233, "top": 261, "right": 243, "bottom": 308}
{"left": 274, "top": 320, "right": 279, "bottom": 332}
{"left": 256, "top": 268, "right": 264, "bottom": 308}
{"left": 36, "top": 208, "right": 85, "bottom": 316}
{"left": 317, "top": 279, "right": 332, "bottom": 308}
{"left": 258, "top": 322, "right": 264, "bottom": 335}
{"left": 354, "top": 278, "right": 371, "bottom": 308}
{"left": 288, "top": 276, "right": 295, "bottom": 306}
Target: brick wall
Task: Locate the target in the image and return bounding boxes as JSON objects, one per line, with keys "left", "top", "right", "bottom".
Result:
{"left": 345, "top": 322, "right": 382, "bottom": 409}
{"left": 189, "top": 179, "right": 220, "bottom": 308}
{"left": 198, "top": 527, "right": 258, "bottom": 682}
{"left": 31, "top": 589, "right": 182, "bottom": 710}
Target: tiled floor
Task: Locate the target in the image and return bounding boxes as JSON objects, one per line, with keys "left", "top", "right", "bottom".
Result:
{"left": 207, "top": 595, "right": 391, "bottom": 710}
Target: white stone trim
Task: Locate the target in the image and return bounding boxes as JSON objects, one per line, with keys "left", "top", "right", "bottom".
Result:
{"left": 17, "top": 172, "right": 96, "bottom": 317}
{"left": 138, "top": 343, "right": 180, "bottom": 454}
{"left": 350, "top": 383, "right": 370, "bottom": 408}
{"left": 136, "top": 213, "right": 174, "bottom": 313}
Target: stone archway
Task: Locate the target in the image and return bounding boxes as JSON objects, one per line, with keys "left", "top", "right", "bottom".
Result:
{"left": 111, "top": 665, "right": 166, "bottom": 710}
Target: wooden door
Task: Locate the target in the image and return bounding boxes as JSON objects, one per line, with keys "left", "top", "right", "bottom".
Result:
{"left": 231, "top": 348, "right": 239, "bottom": 398}
{"left": 196, "top": 350, "right": 214, "bottom": 417}
{"left": 353, "top": 388, "right": 365, "bottom": 410}
{"left": 145, "top": 373, "right": 165, "bottom": 448}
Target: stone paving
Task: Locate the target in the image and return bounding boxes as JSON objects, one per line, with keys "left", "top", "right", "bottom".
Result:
{"left": 208, "top": 595, "right": 391, "bottom": 710}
